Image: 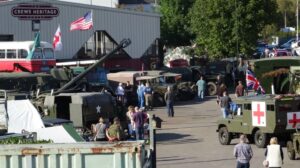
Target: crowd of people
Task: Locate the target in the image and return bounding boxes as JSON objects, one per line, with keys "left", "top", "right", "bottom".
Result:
{"left": 91, "top": 105, "right": 149, "bottom": 142}
{"left": 115, "top": 81, "right": 154, "bottom": 111}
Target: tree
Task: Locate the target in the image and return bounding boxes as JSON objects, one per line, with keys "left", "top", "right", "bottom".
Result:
{"left": 190, "top": 0, "right": 278, "bottom": 59}
{"left": 160, "top": 0, "right": 195, "bottom": 47}
{"left": 276, "top": 0, "right": 296, "bottom": 28}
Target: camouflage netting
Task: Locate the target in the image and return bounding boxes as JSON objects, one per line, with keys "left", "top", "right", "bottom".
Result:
{"left": 163, "top": 46, "right": 193, "bottom": 67}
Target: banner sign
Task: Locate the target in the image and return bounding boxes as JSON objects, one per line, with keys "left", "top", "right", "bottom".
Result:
{"left": 11, "top": 3, "right": 59, "bottom": 20}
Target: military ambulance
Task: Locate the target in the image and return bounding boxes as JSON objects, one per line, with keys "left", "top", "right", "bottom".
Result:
{"left": 216, "top": 94, "right": 300, "bottom": 148}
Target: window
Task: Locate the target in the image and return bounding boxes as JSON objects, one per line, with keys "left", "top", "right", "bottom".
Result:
{"left": 0, "top": 35, "right": 13, "bottom": 41}
{"left": 6, "top": 49, "right": 16, "bottom": 59}
{"left": 278, "top": 103, "right": 292, "bottom": 112}
{"left": 17, "top": 49, "right": 28, "bottom": 58}
{"left": 44, "top": 48, "right": 54, "bottom": 59}
{"left": 267, "top": 104, "right": 275, "bottom": 111}
{"left": 244, "top": 104, "right": 251, "bottom": 110}
{"left": 33, "top": 48, "right": 42, "bottom": 59}
{"left": 0, "top": 49, "right": 5, "bottom": 58}
{"left": 237, "top": 104, "right": 243, "bottom": 115}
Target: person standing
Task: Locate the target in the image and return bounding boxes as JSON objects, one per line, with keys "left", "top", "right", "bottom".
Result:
{"left": 126, "top": 106, "right": 136, "bottom": 139}
{"left": 196, "top": 76, "right": 206, "bottom": 101}
{"left": 137, "top": 82, "right": 145, "bottom": 108}
{"left": 133, "top": 109, "right": 148, "bottom": 140}
{"left": 219, "top": 91, "right": 232, "bottom": 118}
{"left": 265, "top": 137, "right": 284, "bottom": 168}
{"left": 107, "top": 117, "right": 125, "bottom": 141}
{"left": 233, "top": 134, "right": 253, "bottom": 168}
{"left": 116, "top": 83, "right": 125, "bottom": 103}
{"left": 92, "top": 117, "right": 108, "bottom": 141}
{"left": 216, "top": 75, "right": 223, "bottom": 102}
{"left": 124, "top": 81, "right": 133, "bottom": 106}
{"left": 235, "top": 81, "right": 246, "bottom": 98}
{"left": 144, "top": 83, "right": 154, "bottom": 110}
{"left": 164, "top": 86, "right": 175, "bottom": 117}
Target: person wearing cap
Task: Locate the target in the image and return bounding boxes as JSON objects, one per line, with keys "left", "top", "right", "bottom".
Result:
{"left": 233, "top": 134, "right": 253, "bottom": 168}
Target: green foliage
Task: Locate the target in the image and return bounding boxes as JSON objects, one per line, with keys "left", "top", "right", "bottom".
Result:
{"left": 160, "top": 0, "right": 195, "bottom": 47}
{"left": 276, "top": 0, "right": 297, "bottom": 27}
{"left": 0, "top": 137, "right": 53, "bottom": 144}
{"left": 189, "top": 0, "right": 277, "bottom": 59}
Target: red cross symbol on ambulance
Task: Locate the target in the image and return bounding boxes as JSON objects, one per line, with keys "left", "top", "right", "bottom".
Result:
{"left": 252, "top": 102, "right": 266, "bottom": 127}
{"left": 287, "top": 112, "right": 300, "bottom": 129}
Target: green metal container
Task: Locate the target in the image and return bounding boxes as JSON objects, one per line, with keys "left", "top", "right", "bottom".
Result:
{"left": 0, "top": 141, "right": 147, "bottom": 168}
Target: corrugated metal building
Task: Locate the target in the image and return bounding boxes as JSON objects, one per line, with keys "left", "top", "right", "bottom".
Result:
{"left": 0, "top": 0, "right": 161, "bottom": 70}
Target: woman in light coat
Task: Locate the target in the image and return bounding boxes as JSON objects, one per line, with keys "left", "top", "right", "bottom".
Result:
{"left": 265, "top": 137, "right": 284, "bottom": 168}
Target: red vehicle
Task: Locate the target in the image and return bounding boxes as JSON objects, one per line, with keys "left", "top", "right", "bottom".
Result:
{"left": 0, "top": 41, "right": 56, "bottom": 72}
{"left": 269, "top": 49, "right": 292, "bottom": 57}
{"left": 169, "top": 59, "right": 189, "bottom": 68}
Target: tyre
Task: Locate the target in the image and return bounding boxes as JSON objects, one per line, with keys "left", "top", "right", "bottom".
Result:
{"left": 218, "top": 127, "right": 232, "bottom": 145}
{"left": 287, "top": 141, "right": 296, "bottom": 160}
{"left": 254, "top": 129, "right": 268, "bottom": 148}
{"left": 207, "top": 82, "right": 217, "bottom": 96}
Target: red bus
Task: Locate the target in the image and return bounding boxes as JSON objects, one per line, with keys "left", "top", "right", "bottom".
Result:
{"left": 0, "top": 41, "right": 56, "bottom": 72}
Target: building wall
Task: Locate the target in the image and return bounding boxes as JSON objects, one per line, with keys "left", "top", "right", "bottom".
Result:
{"left": 58, "top": 0, "right": 119, "bottom": 8}
{"left": 0, "top": 0, "right": 160, "bottom": 59}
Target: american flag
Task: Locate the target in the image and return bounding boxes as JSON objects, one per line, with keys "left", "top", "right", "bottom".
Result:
{"left": 70, "top": 11, "right": 93, "bottom": 31}
{"left": 246, "top": 69, "right": 265, "bottom": 94}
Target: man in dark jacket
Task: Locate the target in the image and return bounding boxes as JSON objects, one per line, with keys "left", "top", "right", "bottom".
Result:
{"left": 133, "top": 109, "right": 148, "bottom": 140}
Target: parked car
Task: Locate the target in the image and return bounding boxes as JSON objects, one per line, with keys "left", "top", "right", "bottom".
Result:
{"left": 269, "top": 48, "right": 291, "bottom": 57}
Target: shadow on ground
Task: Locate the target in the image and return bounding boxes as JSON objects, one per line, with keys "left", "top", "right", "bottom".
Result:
{"left": 156, "top": 133, "right": 203, "bottom": 145}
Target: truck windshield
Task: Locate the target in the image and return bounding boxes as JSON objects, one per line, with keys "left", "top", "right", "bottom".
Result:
{"left": 44, "top": 48, "right": 54, "bottom": 59}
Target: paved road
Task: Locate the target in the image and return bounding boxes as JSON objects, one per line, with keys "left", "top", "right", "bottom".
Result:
{"left": 149, "top": 96, "right": 299, "bottom": 168}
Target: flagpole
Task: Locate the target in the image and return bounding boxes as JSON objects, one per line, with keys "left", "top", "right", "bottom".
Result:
{"left": 297, "top": 0, "right": 299, "bottom": 42}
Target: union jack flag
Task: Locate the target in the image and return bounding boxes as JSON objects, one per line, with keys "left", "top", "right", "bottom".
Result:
{"left": 246, "top": 69, "right": 265, "bottom": 94}
{"left": 70, "top": 11, "right": 93, "bottom": 31}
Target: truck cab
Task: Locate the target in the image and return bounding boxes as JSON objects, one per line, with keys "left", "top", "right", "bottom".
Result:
{"left": 217, "top": 94, "right": 300, "bottom": 148}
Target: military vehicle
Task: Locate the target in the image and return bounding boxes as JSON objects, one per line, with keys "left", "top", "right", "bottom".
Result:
{"left": 0, "top": 39, "right": 130, "bottom": 138}
{"left": 287, "top": 128, "right": 300, "bottom": 160}
{"left": 216, "top": 94, "right": 300, "bottom": 148}
{"left": 39, "top": 39, "right": 131, "bottom": 136}
{"left": 252, "top": 57, "right": 300, "bottom": 94}
{"left": 136, "top": 70, "right": 183, "bottom": 106}
{"left": 107, "top": 70, "right": 183, "bottom": 106}
{"left": 162, "top": 59, "right": 234, "bottom": 97}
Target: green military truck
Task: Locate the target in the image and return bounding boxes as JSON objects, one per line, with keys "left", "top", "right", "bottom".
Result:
{"left": 216, "top": 94, "right": 300, "bottom": 148}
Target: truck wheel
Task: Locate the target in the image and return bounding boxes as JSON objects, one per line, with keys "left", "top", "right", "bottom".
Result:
{"left": 287, "top": 141, "right": 296, "bottom": 160}
{"left": 207, "top": 82, "right": 217, "bottom": 96}
{"left": 218, "top": 127, "right": 232, "bottom": 145}
{"left": 254, "top": 129, "right": 268, "bottom": 148}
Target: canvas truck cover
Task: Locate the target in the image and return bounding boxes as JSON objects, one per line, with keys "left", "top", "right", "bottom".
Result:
{"left": 7, "top": 99, "right": 45, "bottom": 134}
{"left": 0, "top": 90, "right": 8, "bottom": 134}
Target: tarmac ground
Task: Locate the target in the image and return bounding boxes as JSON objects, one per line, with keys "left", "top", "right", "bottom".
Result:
{"left": 149, "top": 95, "right": 300, "bottom": 168}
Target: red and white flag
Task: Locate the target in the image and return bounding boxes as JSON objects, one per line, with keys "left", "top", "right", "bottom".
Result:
{"left": 70, "top": 11, "right": 93, "bottom": 31}
{"left": 53, "top": 25, "right": 62, "bottom": 51}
